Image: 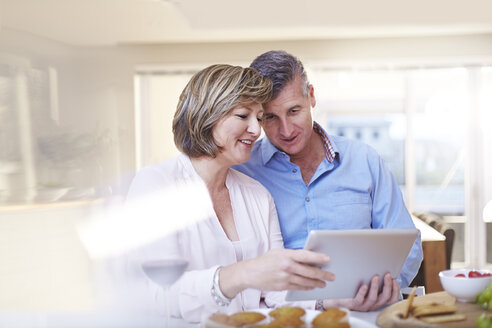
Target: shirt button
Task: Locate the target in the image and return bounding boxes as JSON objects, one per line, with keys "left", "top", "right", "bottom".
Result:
{"left": 292, "top": 169, "right": 297, "bottom": 173}
{"left": 305, "top": 197, "right": 310, "bottom": 202}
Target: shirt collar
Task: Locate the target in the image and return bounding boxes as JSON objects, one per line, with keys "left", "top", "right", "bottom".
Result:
{"left": 313, "top": 122, "right": 337, "bottom": 163}
{"left": 260, "top": 121, "right": 338, "bottom": 165}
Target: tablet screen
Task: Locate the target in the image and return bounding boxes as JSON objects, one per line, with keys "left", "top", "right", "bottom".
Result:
{"left": 285, "top": 229, "right": 418, "bottom": 301}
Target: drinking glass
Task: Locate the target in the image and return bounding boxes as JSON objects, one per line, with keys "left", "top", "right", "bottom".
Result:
{"left": 141, "top": 259, "right": 189, "bottom": 327}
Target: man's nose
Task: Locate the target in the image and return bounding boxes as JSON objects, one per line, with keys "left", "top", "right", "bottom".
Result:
{"left": 279, "top": 118, "right": 293, "bottom": 137}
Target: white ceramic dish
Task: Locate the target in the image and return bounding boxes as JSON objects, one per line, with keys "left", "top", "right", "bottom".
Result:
{"left": 251, "top": 309, "right": 376, "bottom": 328}
{"left": 205, "top": 308, "right": 377, "bottom": 328}
{"left": 439, "top": 268, "right": 492, "bottom": 302}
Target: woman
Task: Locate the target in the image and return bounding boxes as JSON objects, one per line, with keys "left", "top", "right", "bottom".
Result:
{"left": 126, "top": 64, "right": 334, "bottom": 323}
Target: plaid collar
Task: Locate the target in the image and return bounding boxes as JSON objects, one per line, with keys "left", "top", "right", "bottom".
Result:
{"left": 261, "top": 121, "right": 337, "bottom": 165}
{"left": 313, "top": 122, "right": 336, "bottom": 163}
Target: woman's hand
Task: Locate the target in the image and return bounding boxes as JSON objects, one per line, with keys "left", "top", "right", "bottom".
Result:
{"left": 219, "top": 248, "right": 335, "bottom": 298}
{"left": 322, "top": 273, "right": 400, "bottom": 311}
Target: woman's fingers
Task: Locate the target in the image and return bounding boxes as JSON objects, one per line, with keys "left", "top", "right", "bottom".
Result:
{"left": 219, "top": 248, "right": 335, "bottom": 295}
{"left": 286, "top": 258, "right": 335, "bottom": 283}
{"left": 280, "top": 249, "right": 335, "bottom": 282}
{"left": 288, "top": 271, "right": 327, "bottom": 289}
{"left": 286, "top": 249, "right": 331, "bottom": 264}
{"left": 242, "top": 249, "right": 335, "bottom": 291}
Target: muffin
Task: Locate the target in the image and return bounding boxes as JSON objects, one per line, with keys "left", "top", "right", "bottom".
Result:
{"left": 269, "top": 306, "right": 306, "bottom": 319}
{"left": 312, "top": 308, "right": 350, "bottom": 328}
{"left": 311, "top": 322, "right": 350, "bottom": 328}
{"left": 207, "top": 311, "right": 267, "bottom": 328}
{"left": 266, "top": 306, "right": 307, "bottom": 328}
{"left": 228, "top": 312, "right": 267, "bottom": 326}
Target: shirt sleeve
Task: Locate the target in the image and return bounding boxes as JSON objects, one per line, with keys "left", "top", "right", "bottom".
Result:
{"left": 371, "top": 156, "right": 423, "bottom": 287}
{"left": 168, "top": 265, "right": 219, "bottom": 322}
{"left": 125, "top": 167, "right": 226, "bottom": 323}
{"left": 132, "top": 232, "right": 234, "bottom": 323}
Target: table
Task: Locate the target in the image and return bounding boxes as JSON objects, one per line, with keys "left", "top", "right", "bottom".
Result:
{"left": 412, "top": 216, "right": 447, "bottom": 293}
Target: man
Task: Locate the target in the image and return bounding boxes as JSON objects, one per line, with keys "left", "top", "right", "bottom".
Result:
{"left": 233, "top": 50, "right": 423, "bottom": 311}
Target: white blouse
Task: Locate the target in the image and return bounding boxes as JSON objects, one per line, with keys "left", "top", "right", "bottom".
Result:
{"left": 125, "top": 154, "right": 306, "bottom": 323}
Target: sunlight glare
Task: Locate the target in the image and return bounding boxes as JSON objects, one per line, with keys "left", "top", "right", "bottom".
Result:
{"left": 77, "top": 180, "right": 214, "bottom": 259}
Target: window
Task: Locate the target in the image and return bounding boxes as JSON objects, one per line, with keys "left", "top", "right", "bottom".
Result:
{"left": 134, "top": 70, "right": 195, "bottom": 169}
{"left": 311, "top": 69, "right": 407, "bottom": 187}
{"left": 480, "top": 68, "right": 492, "bottom": 264}
{"left": 410, "top": 68, "right": 467, "bottom": 215}
{"left": 310, "top": 65, "right": 492, "bottom": 268}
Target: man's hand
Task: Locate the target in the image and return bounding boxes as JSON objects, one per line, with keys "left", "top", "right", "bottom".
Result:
{"left": 323, "top": 273, "right": 399, "bottom": 312}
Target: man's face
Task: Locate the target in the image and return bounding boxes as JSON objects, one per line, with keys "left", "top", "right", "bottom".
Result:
{"left": 261, "top": 75, "right": 316, "bottom": 158}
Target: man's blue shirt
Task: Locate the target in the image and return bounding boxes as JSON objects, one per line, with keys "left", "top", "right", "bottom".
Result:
{"left": 233, "top": 126, "right": 423, "bottom": 288}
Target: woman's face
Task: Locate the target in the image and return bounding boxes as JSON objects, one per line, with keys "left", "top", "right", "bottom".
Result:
{"left": 212, "top": 103, "right": 263, "bottom": 167}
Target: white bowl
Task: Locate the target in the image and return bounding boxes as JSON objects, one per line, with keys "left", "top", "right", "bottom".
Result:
{"left": 439, "top": 269, "right": 492, "bottom": 302}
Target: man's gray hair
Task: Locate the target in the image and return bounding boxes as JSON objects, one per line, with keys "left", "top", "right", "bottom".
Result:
{"left": 250, "top": 50, "right": 310, "bottom": 99}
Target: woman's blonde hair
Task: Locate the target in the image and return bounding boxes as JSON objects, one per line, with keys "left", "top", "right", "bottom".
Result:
{"left": 173, "top": 64, "right": 272, "bottom": 158}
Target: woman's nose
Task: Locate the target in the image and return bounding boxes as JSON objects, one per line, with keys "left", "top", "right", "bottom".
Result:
{"left": 248, "top": 118, "right": 261, "bottom": 137}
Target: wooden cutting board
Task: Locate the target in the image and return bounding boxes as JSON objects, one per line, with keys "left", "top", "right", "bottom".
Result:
{"left": 377, "top": 291, "right": 488, "bottom": 327}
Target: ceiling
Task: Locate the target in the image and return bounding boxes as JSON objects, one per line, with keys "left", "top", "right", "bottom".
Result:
{"left": 2, "top": 0, "right": 492, "bottom": 46}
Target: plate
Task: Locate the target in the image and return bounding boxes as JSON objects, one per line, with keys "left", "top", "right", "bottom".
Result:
{"left": 349, "top": 317, "right": 378, "bottom": 328}
{"left": 253, "top": 308, "right": 377, "bottom": 328}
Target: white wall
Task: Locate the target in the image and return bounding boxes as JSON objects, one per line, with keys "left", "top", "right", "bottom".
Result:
{"left": 0, "top": 201, "right": 101, "bottom": 310}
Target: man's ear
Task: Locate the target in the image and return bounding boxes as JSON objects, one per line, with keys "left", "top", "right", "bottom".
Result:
{"left": 309, "top": 84, "right": 316, "bottom": 108}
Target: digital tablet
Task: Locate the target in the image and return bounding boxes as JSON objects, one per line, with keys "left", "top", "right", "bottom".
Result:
{"left": 285, "top": 229, "right": 419, "bottom": 301}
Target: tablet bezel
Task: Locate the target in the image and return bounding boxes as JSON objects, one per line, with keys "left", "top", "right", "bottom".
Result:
{"left": 285, "top": 229, "right": 419, "bottom": 301}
